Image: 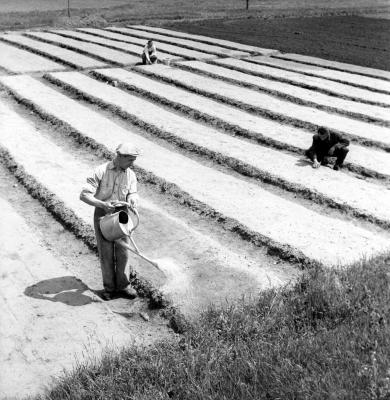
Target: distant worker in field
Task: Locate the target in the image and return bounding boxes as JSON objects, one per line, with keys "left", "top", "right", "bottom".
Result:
{"left": 142, "top": 39, "right": 158, "bottom": 65}
{"left": 305, "top": 127, "right": 350, "bottom": 171}
{"left": 80, "top": 143, "right": 140, "bottom": 301}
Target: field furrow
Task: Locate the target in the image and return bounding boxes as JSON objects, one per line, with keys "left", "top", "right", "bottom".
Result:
{"left": 129, "top": 25, "right": 278, "bottom": 55}
{"left": 26, "top": 31, "right": 140, "bottom": 66}
{"left": 249, "top": 56, "right": 390, "bottom": 94}
{"left": 213, "top": 58, "right": 390, "bottom": 107}
{"left": 77, "top": 28, "right": 218, "bottom": 60}
{"left": 48, "top": 29, "right": 181, "bottom": 63}
{"left": 136, "top": 64, "right": 390, "bottom": 150}
{"left": 0, "top": 34, "right": 107, "bottom": 69}
{"left": 1, "top": 74, "right": 387, "bottom": 266}
{"left": 0, "top": 99, "right": 296, "bottom": 315}
{"left": 106, "top": 27, "right": 249, "bottom": 58}
{"left": 275, "top": 53, "right": 390, "bottom": 80}
{"left": 176, "top": 60, "right": 390, "bottom": 124}
{"left": 94, "top": 67, "right": 390, "bottom": 179}
{"left": 0, "top": 41, "right": 65, "bottom": 73}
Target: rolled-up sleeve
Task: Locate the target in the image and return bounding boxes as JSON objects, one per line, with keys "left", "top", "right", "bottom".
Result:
{"left": 81, "top": 166, "right": 104, "bottom": 196}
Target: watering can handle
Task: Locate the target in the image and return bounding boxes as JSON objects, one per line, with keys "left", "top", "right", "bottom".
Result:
{"left": 117, "top": 202, "right": 139, "bottom": 233}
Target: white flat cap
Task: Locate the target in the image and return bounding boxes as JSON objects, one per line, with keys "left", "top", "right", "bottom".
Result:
{"left": 116, "top": 143, "right": 141, "bottom": 156}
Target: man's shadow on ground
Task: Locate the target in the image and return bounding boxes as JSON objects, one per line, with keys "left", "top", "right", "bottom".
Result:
{"left": 295, "top": 158, "right": 312, "bottom": 167}
{"left": 24, "top": 276, "right": 95, "bottom": 306}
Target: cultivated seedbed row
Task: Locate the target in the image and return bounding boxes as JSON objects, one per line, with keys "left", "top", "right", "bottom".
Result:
{"left": 176, "top": 60, "right": 390, "bottom": 124}
{"left": 46, "top": 29, "right": 182, "bottom": 63}
{"left": 129, "top": 25, "right": 279, "bottom": 55}
{"left": 106, "top": 27, "right": 250, "bottom": 58}
{"left": 0, "top": 33, "right": 107, "bottom": 69}
{"left": 213, "top": 58, "right": 390, "bottom": 107}
{"left": 0, "top": 74, "right": 388, "bottom": 267}
{"left": 25, "top": 31, "right": 140, "bottom": 66}
{"left": 248, "top": 55, "right": 390, "bottom": 94}
{"left": 274, "top": 53, "right": 390, "bottom": 80}
{"left": 0, "top": 41, "right": 65, "bottom": 73}
{"left": 134, "top": 64, "right": 390, "bottom": 150}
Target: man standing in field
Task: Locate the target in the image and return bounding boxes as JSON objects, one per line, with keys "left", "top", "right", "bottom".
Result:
{"left": 305, "top": 127, "right": 350, "bottom": 171}
{"left": 80, "top": 143, "right": 140, "bottom": 301}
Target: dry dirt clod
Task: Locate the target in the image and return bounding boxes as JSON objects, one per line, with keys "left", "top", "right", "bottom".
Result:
{"left": 140, "top": 312, "right": 150, "bottom": 321}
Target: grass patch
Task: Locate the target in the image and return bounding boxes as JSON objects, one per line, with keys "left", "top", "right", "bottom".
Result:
{"left": 35, "top": 255, "right": 390, "bottom": 399}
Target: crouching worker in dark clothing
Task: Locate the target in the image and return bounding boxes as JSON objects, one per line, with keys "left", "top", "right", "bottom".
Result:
{"left": 305, "top": 127, "right": 350, "bottom": 171}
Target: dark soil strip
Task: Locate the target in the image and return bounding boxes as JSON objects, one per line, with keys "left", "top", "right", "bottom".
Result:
{"left": 273, "top": 55, "right": 390, "bottom": 82}
{"left": 207, "top": 59, "right": 390, "bottom": 109}
{"left": 0, "top": 36, "right": 80, "bottom": 69}
{"left": 245, "top": 58, "right": 390, "bottom": 96}
{"left": 176, "top": 62, "right": 390, "bottom": 127}
{"left": 2, "top": 79, "right": 319, "bottom": 271}
{"left": 22, "top": 33, "right": 123, "bottom": 67}
{"left": 92, "top": 69, "right": 389, "bottom": 183}
{"left": 134, "top": 66, "right": 390, "bottom": 153}
{"left": 44, "top": 70, "right": 390, "bottom": 231}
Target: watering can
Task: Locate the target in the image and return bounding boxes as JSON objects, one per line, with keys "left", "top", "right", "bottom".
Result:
{"left": 99, "top": 203, "right": 161, "bottom": 271}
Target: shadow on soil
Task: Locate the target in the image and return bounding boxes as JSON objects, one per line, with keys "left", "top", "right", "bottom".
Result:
{"left": 24, "top": 276, "right": 94, "bottom": 306}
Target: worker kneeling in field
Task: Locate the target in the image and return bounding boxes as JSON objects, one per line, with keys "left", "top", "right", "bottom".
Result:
{"left": 80, "top": 143, "right": 140, "bottom": 301}
{"left": 142, "top": 39, "right": 158, "bottom": 65}
{"left": 305, "top": 126, "right": 350, "bottom": 171}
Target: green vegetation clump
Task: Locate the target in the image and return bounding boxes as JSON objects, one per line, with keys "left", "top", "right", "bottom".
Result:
{"left": 36, "top": 256, "right": 390, "bottom": 400}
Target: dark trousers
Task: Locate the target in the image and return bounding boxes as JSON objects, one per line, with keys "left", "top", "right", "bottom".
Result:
{"left": 305, "top": 146, "right": 349, "bottom": 166}
{"left": 94, "top": 208, "right": 131, "bottom": 293}
{"left": 141, "top": 54, "right": 157, "bottom": 65}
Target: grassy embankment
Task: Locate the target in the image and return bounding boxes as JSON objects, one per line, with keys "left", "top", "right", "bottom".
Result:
{"left": 35, "top": 255, "right": 390, "bottom": 399}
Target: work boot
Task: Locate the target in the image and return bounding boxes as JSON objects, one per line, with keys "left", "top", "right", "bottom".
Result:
{"left": 118, "top": 286, "right": 137, "bottom": 299}
{"left": 100, "top": 291, "right": 115, "bottom": 301}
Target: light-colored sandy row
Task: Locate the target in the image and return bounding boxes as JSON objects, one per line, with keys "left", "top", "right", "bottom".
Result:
{"left": 177, "top": 60, "right": 390, "bottom": 124}
{"left": 0, "top": 98, "right": 295, "bottom": 317}
{"left": 129, "top": 25, "right": 279, "bottom": 56}
{"left": 0, "top": 34, "right": 107, "bottom": 69}
{"left": 26, "top": 31, "right": 140, "bottom": 66}
{"left": 106, "top": 27, "right": 249, "bottom": 58}
{"left": 98, "top": 67, "right": 390, "bottom": 179}
{"left": 0, "top": 41, "right": 65, "bottom": 73}
{"left": 136, "top": 64, "right": 390, "bottom": 149}
{"left": 276, "top": 53, "right": 390, "bottom": 81}
{"left": 39, "top": 67, "right": 390, "bottom": 226}
{"left": 78, "top": 28, "right": 219, "bottom": 61}
{"left": 1, "top": 75, "right": 387, "bottom": 266}
{"left": 48, "top": 29, "right": 182, "bottom": 63}
{"left": 249, "top": 56, "right": 390, "bottom": 94}
{"left": 0, "top": 197, "right": 136, "bottom": 398}
{"left": 214, "top": 58, "right": 390, "bottom": 107}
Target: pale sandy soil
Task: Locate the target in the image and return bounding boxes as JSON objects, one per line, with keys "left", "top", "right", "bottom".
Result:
{"left": 1, "top": 74, "right": 389, "bottom": 266}
{"left": 138, "top": 64, "right": 390, "bottom": 147}
{"left": 177, "top": 60, "right": 390, "bottom": 122}
{"left": 1, "top": 34, "right": 107, "bottom": 69}
{"left": 250, "top": 55, "right": 390, "bottom": 93}
{"left": 49, "top": 30, "right": 182, "bottom": 63}
{"left": 0, "top": 41, "right": 65, "bottom": 73}
{"left": 276, "top": 53, "right": 390, "bottom": 80}
{"left": 78, "top": 28, "right": 229, "bottom": 60}
{"left": 105, "top": 67, "right": 390, "bottom": 178}
{"left": 214, "top": 58, "right": 390, "bottom": 106}
{"left": 129, "top": 25, "right": 279, "bottom": 55}
{"left": 107, "top": 27, "right": 250, "bottom": 58}
{"left": 26, "top": 31, "right": 140, "bottom": 66}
